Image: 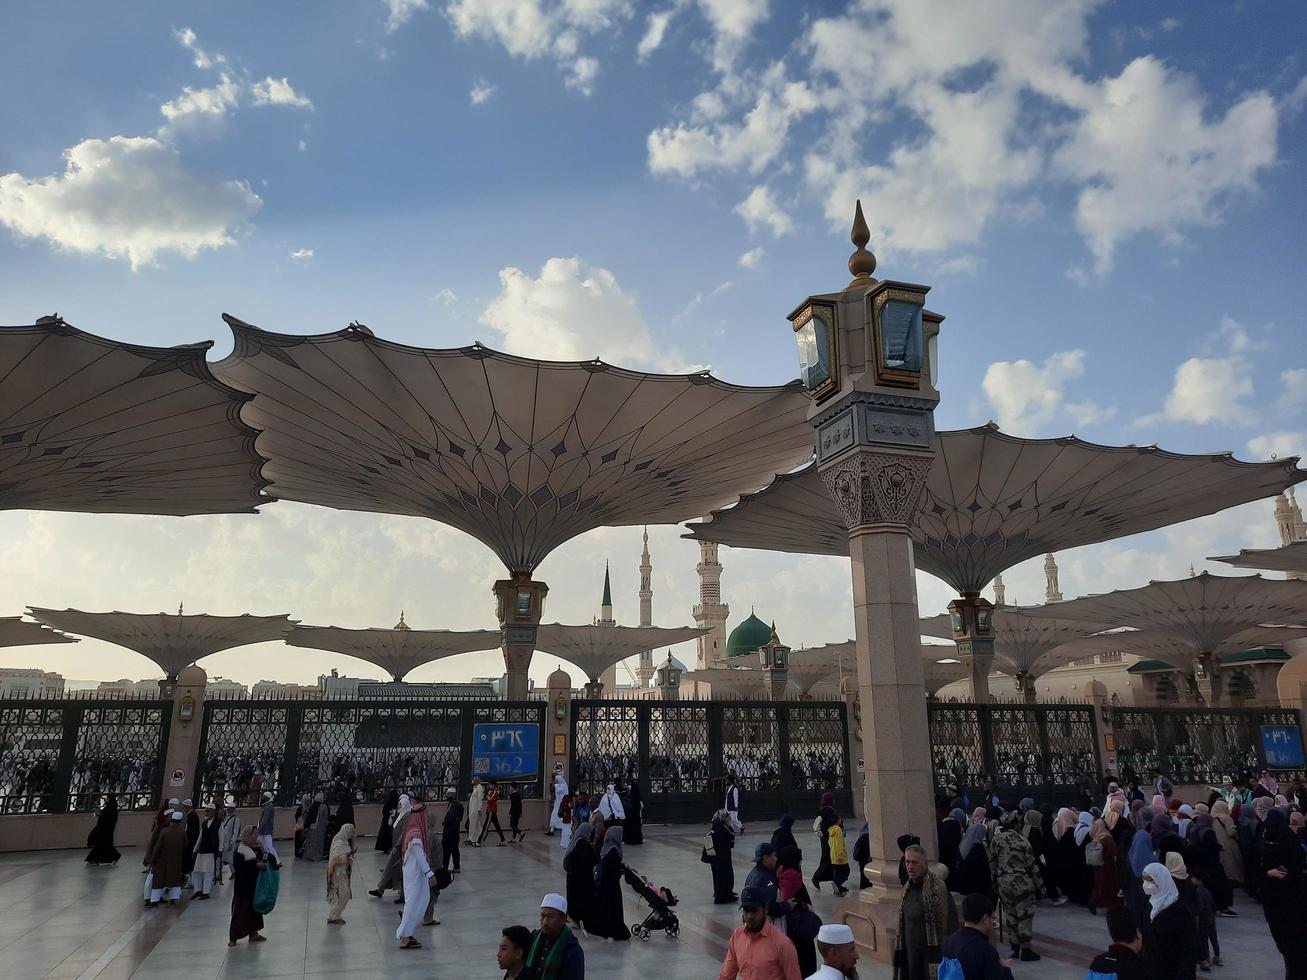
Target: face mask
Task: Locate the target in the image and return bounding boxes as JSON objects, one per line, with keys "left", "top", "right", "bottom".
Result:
{"left": 1142, "top": 881, "right": 1158, "bottom": 895}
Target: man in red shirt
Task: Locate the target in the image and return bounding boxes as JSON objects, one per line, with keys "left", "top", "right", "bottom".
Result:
{"left": 718, "top": 885, "right": 802, "bottom": 980}
{"left": 477, "top": 780, "right": 508, "bottom": 846}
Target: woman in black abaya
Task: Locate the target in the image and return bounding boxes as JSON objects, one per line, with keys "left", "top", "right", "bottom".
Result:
{"left": 624, "top": 780, "right": 644, "bottom": 845}
{"left": 85, "top": 794, "right": 121, "bottom": 865}
{"left": 590, "top": 826, "right": 631, "bottom": 941}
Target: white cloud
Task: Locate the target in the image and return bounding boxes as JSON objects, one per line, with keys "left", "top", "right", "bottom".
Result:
{"left": 936, "top": 255, "right": 980, "bottom": 277}
{"left": 696, "top": 0, "right": 770, "bottom": 73}
{"left": 480, "top": 256, "right": 669, "bottom": 366}
{"left": 1065, "top": 400, "right": 1116, "bottom": 428}
{"left": 1159, "top": 356, "right": 1255, "bottom": 425}
{"left": 469, "top": 78, "right": 497, "bottom": 105}
{"left": 637, "top": 8, "right": 676, "bottom": 61}
{"left": 1159, "top": 17, "right": 1181, "bottom": 31}
{"left": 298, "top": 139, "right": 308, "bottom": 152}
{"left": 980, "top": 349, "right": 1088, "bottom": 435}
{"left": 444, "top": 0, "right": 632, "bottom": 96}
{"left": 1279, "top": 368, "right": 1307, "bottom": 410}
{"left": 1202, "top": 315, "right": 1260, "bottom": 355}
{"left": 672, "top": 279, "right": 734, "bottom": 325}
{"left": 0, "top": 136, "right": 261, "bottom": 270}
{"left": 385, "top": 0, "right": 431, "bottom": 32}
{"left": 1247, "top": 432, "right": 1306, "bottom": 462}
{"left": 159, "top": 76, "right": 242, "bottom": 134}
{"left": 289, "top": 248, "right": 314, "bottom": 260}
{"left": 432, "top": 287, "right": 458, "bottom": 306}
{"left": 734, "top": 185, "right": 793, "bottom": 236}
{"left": 174, "top": 26, "right": 225, "bottom": 71}
{"left": 738, "top": 246, "right": 765, "bottom": 268}
{"left": 250, "top": 77, "right": 314, "bottom": 109}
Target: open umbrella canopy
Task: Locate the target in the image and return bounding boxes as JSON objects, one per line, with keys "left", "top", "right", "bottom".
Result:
{"left": 0, "top": 317, "right": 267, "bottom": 515}
{"left": 285, "top": 623, "right": 502, "bottom": 682}
{"left": 533, "top": 623, "right": 707, "bottom": 682}
{"left": 27, "top": 607, "right": 296, "bottom": 678}
{"left": 919, "top": 607, "right": 1114, "bottom": 679}
{"left": 212, "top": 315, "right": 813, "bottom": 573}
{"left": 0, "top": 616, "right": 78, "bottom": 648}
{"left": 1033, "top": 623, "right": 1307, "bottom": 672}
{"left": 685, "top": 425, "right": 1306, "bottom": 594}
{"left": 1210, "top": 540, "right": 1307, "bottom": 576}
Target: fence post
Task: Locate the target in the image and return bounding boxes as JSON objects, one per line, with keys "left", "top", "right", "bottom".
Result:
{"left": 546, "top": 670, "right": 572, "bottom": 789}
{"left": 280, "top": 701, "right": 303, "bottom": 806}
{"left": 1082, "top": 681, "right": 1116, "bottom": 784}
{"left": 162, "top": 665, "right": 207, "bottom": 805}
{"left": 52, "top": 703, "right": 81, "bottom": 812}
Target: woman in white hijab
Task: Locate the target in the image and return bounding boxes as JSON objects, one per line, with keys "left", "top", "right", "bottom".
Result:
{"left": 1141, "top": 862, "right": 1198, "bottom": 978}
{"left": 325, "top": 823, "right": 356, "bottom": 924}
{"left": 548, "top": 769, "right": 568, "bottom": 836}
{"left": 1073, "top": 811, "right": 1094, "bottom": 846}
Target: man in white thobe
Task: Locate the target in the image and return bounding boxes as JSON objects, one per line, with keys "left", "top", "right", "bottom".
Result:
{"left": 396, "top": 804, "right": 434, "bottom": 948}
{"left": 257, "top": 791, "right": 279, "bottom": 864}
{"left": 466, "top": 778, "right": 485, "bottom": 846}
{"left": 547, "top": 770, "right": 568, "bottom": 836}
{"left": 597, "top": 784, "right": 626, "bottom": 826}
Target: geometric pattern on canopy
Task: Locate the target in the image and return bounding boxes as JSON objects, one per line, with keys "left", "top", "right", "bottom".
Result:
{"left": 0, "top": 616, "right": 78, "bottom": 649}
{"left": 1040, "top": 623, "right": 1307, "bottom": 671}
{"left": 26, "top": 607, "right": 297, "bottom": 678}
{"left": 1015, "top": 573, "right": 1307, "bottom": 670}
{"left": 533, "top": 623, "right": 708, "bottom": 682}
{"left": 0, "top": 317, "right": 267, "bottom": 515}
{"left": 685, "top": 424, "right": 1307, "bottom": 594}
{"left": 212, "top": 315, "right": 813, "bottom": 572}
{"left": 1210, "top": 541, "right": 1307, "bottom": 576}
{"left": 285, "top": 624, "right": 503, "bottom": 682}
{"left": 919, "top": 607, "right": 1115, "bottom": 679}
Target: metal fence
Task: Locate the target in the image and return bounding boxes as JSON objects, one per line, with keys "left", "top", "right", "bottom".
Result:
{"left": 1111, "top": 706, "right": 1305, "bottom": 785}
{"left": 0, "top": 699, "right": 172, "bottom": 814}
{"left": 193, "top": 699, "right": 546, "bottom": 807}
{"left": 927, "top": 702, "right": 1100, "bottom": 803}
{"left": 569, "top": 698, "right": 851, "bottom": 822}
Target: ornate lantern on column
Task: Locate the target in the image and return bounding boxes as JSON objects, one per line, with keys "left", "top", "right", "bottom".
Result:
{"left": 757, "top": 624, "right": 790, "bottom": 701}
{"left": 655, "top": 652, "right": 681, "bottom": 701}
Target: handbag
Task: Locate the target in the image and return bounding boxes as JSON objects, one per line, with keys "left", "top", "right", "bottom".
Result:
{"left": 434, "top": 868, "right": 453, "bottom": 890}
{"left": 702, "top": 832, "right": 716, "bottom": 859}
{"left": 785, "top": 905, "right": 822, "bottom": 943}
{"left": 253, "top": 866, "right": 280, "bottom": 914}
{"left": 1084, "top": 840, "right": 1104, "bottom": 867}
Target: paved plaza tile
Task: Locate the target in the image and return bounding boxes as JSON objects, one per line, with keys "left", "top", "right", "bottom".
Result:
{"left": 0, "top": 826, "right": 1288, "bottom": 979}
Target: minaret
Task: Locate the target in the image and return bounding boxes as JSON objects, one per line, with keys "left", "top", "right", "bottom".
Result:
{"left": 1044, "top": 553, "right": 1063, "bottom": 603}
{"left": 992, "top": 574, "right": 1006, "bottom": 606}
{"left": 1276, "top": 489, "right": 1306, "bottom": 545}
{"left": 636, "top": 529, "right": 656, "bottom": 687}
{"left": 394, "top": 610, "right": 410, "bottom": 631}
{"left": 597, "top": 562, "right": 618, "bottom": 691}
{"left": 693, "top": 541, "right": 730, "bottom": 669}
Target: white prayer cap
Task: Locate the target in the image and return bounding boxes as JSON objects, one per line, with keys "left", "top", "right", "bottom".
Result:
{"left": 171, "top": 811, "right": 184, "bottom": 821}
{"left": 817, "top": 924, "right": 855, "bottom": 945}
{"left": 540, "top": 893, "right": 568, "bottom": 914}
{"left": 182, "top": 799, "right": 193, "bottom": 806}
{"left": 262, "top": 791, "right": 273, "bottom": 800}
{"left": 168, "top": 797, "right": 180, "bottom": 805}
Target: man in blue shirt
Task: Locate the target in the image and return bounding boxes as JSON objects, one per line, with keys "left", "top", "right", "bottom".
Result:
{"left": 940, "top": 894, "right": 1014, "bottom": 980}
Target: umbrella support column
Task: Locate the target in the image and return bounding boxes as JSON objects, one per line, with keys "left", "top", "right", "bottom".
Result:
{"left": 494, "top": 574, "right": 548, "bottom": 701}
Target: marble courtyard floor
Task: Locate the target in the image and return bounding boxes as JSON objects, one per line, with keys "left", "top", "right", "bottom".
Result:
{"left": 0, "top": 826, "right": 1289, "bottom": 979}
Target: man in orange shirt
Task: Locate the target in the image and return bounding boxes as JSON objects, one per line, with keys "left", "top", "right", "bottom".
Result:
{"left": 718, "top": 885, "right": 803, "bottom": 980}
{"left": 477, "top": 780, "right": 507, "bottom": 846}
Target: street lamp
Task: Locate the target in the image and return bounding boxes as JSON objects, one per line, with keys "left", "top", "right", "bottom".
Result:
{"left": 785, "top": 200, "right": 941, "bottom": 952}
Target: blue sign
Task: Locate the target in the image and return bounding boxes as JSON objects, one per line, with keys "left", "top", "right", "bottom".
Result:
{"left": 1261, "top": 725, "right": 1305, "bottom": 768}
{"left": 472, "top": 723, "right": 540, "bottom": 779}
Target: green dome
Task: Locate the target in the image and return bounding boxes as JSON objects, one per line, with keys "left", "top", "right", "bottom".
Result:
{"left": 727, "top": 613, "right": 773, "bottom": 659}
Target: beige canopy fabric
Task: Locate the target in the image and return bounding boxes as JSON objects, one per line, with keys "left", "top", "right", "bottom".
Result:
{"left": 0, "top": 317, "right": 267, "bottom": 515}
{"left": 1027, "top": 623, "right": 1307, "bottom": 671}
{"left": 922, "top": 657, "right": 975, "bottom": 697}
{"left": 212, "top": 315, "right": 813, "bottom": 572}
{"left": 919, "top": 607, "right": 1114, "bottom": 679}
{"left": 533, "top": 623, "right": 707, "bottom": 682}
{"left": 0, "top": 616, "right": 77, "bottom": 648}
{"left": 1017, "top": 574, "right": 1307, "bottom": 668}
{"left": 685, "top": 424, "right": 1306, "bottom": 594}
{"left": 286, "top": 624, "right": 502, "bottom": 681}
{"left": 1210, "top": 541, "right": 1307, "bottom": 576}
{"left": 27, "top": 607, "right": 296, "bottom": 678}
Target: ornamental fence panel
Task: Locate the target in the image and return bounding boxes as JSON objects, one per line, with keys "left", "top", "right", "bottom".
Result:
{"left": 927, "top": 702, "right": 1100, "bottom": 805}
{"left": 569, "top": 698, "right": 851, "bottom": 823}
{"left": 193, "top": 699, "right": 545, "bottom": 808}
{"left": 0, "top": 698, "right": 171, "bottom": 814}
{"left": 1111, "top": 706, "right": 1305, "bottom": 785}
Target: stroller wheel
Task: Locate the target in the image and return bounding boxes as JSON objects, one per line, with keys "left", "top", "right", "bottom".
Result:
{"left": 641, "top": 930, "right": 650, "bottom": 942}
{"left": 668, "top": 924, "right": 679, "bottom": 938}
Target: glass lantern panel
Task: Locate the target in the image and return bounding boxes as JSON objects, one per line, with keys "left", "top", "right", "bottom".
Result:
{"left": 516, "top": 590, "right": 532, "bottom": 615}
{"left": 795, "top": 313, "right": 832, "bottom": 389}
{"left": 949, "top": 610, "right": 964, "bottom": 633}
{"left": 882, "top": 300, "right": 922, "bottom": 371}
{"left": 927, "top": 331, "right": 938, "bottom": 387}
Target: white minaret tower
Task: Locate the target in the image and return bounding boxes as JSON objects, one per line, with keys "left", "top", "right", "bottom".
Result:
{"left": 1044, "top": 553, "right": 1063, "bottom": 603}
{"left": 991, "top": 574, "right": 1006, "bottom": 606}
{"left": 597, "top": 562, "right": 618, "bottom": 691}
{"left": 1276, "top": 489, "right": 1306, "bottom": 546}
{"left": 636, "top": 528, "right": 656, "bottom": 686}
{"left": 693, "top": 541, "right": 730, "bottom": 669}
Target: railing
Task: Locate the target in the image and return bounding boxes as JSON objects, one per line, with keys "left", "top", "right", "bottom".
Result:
{"left": 0, "top": 698, "right": 172, "bottom": 814}
{"left": 1111, "top": 706, "right": 1305, "bottom": 784}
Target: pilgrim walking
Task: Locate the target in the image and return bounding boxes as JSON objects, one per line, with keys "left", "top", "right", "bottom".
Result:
{"left": 145, "top": 810, "right": 188, "bottom": 906}
{"left": 325, "top": 823, "right": 355, "bottom": 924}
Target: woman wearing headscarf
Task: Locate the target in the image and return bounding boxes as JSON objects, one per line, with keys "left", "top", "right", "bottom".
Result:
{"left": 771, "top": 814, "right": 798, "bottom": 854}
{"left": 563, "top": 822, "right": 599, "bottom": 932}
{"left": 990, "top": 810, "right": 1043, "bottom": 961}
{"left": 333, "top": 787, "right": 355, "bottom": 839}
{"left": 294, "top": 792, "right": 311, "bottom": 858}
{"left": 1022, "top": 808, "right": 1062, "bottom": 905}
{"left": 1175, "top": 804, "right": 1195, "bottom": 840}
{"left": 1141, "top": 862, "right": 1198, "bottom": 980}
{"left": 853, "top": 820, "right": 871, "bottom": 888}
{"left": 228, "top": 826, "right": 267, "bottom": 946}
{"left": 937, "top": 809, "right": 964, "bottom": 880}
{"left": 370, "top": 792, "right": 413, "bottom": 899}
{"left": 375, "top": 790, "right": 399, "bottom": 853}
{"left": 325, "top": 823, "right": 356, "bottom": 924}
{"left": 1087, "top": 818, "right": 1121, "bottom": 913}
{"left": 1209, "top": 799, "right": 1244, "bottom": 889}
{"left": 1188, "top": 812, "right": 1234, "bottom": 916}
{"left": 86, "top": 794, "right": 120, "bottom": 865}
{"left": 709, "top": 809, "right": 737, "bottom": 904}
{"left": 590, "top": 826, "right": 631, "bottom": 941}
{"left": 395, "top": 802, "right": 433, "bottom": 949}
{"left": 624, "top": 779, "right": 644, "bottom": 845}
{"left": 302, "top": 792, "right": 331, "bottom": 861}
{"left": 776, "top": 844, "right": 818, "bottom": 976}
{"left": 1126, "top": 809, "right": 1156, "bottom": 928}
{"left": 1290, "top": 810, "right": 1307, "bottom": 848}
{"left": 1260, "top": 808, "right": 1307, "bottom": 976}
{"left": 810, "top": 793, "right": 838, "bottom": 892}
{"left": 1257, "top": 770, "right": 1280, "bottom": 799}
{"left": 1051, "top": 808, "right": 1089, "bottom": 905}
{"left": 1151, "top": 811, "right": 1189, "bottom": 869}
{"left": 218, "top": 798, "right": 241, "bottom": 884}
{"left": 951, "top": 811, "right": 993, "bottom": 900}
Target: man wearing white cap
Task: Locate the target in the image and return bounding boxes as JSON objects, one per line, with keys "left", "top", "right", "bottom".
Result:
{"left": 808, "top": 924, "right": 859, "bottom": 979}
{"left": 145, "top": 811, "right": 188, "bottom": 906}
{"left": 257, "top": 790, "right": 279, "bottom": 864}
{"left": 522, "top": 893, "right": 584, "bottom": 978}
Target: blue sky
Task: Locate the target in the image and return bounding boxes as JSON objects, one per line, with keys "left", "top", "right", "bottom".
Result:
{"left": 2, "top": 1, "right": 1305, "bottom": 687}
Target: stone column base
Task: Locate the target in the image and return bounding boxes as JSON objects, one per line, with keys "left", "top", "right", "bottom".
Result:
{"left": 833, "top": 887, "right": 899, "bottom": 962}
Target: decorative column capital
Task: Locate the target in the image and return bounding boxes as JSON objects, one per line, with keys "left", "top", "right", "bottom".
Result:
{"left": 818, "top": 450, "right": 932, "bottom": 530}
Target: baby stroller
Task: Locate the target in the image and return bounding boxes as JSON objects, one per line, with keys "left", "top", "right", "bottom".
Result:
{"left": 621, "top": 863, "right": 679, "bottom": 940}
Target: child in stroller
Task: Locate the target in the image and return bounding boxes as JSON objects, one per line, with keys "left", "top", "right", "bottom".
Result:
{"left": 621, "top": 863, "right": 679, "bottom": 940}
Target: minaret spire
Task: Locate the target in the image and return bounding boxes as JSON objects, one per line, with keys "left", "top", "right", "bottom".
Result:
{"left": 598, "top": 560, "right": 614, "bottom": 626}
{"left": 1044, "top": 553, "right": 1063, "bottom": 603}
{"left": 992, "top": 574, "right": 1006, "bottom": 606}
{"left": 693, "top": 540, "right": 730, "bottom": 669}
{"left": 637, "top": 528, "right": 655, "bottom": 687}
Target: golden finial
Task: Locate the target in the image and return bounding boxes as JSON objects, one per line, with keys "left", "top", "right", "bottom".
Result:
{"left": 848, "top": 199, "right": 877, "bottom": 281}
